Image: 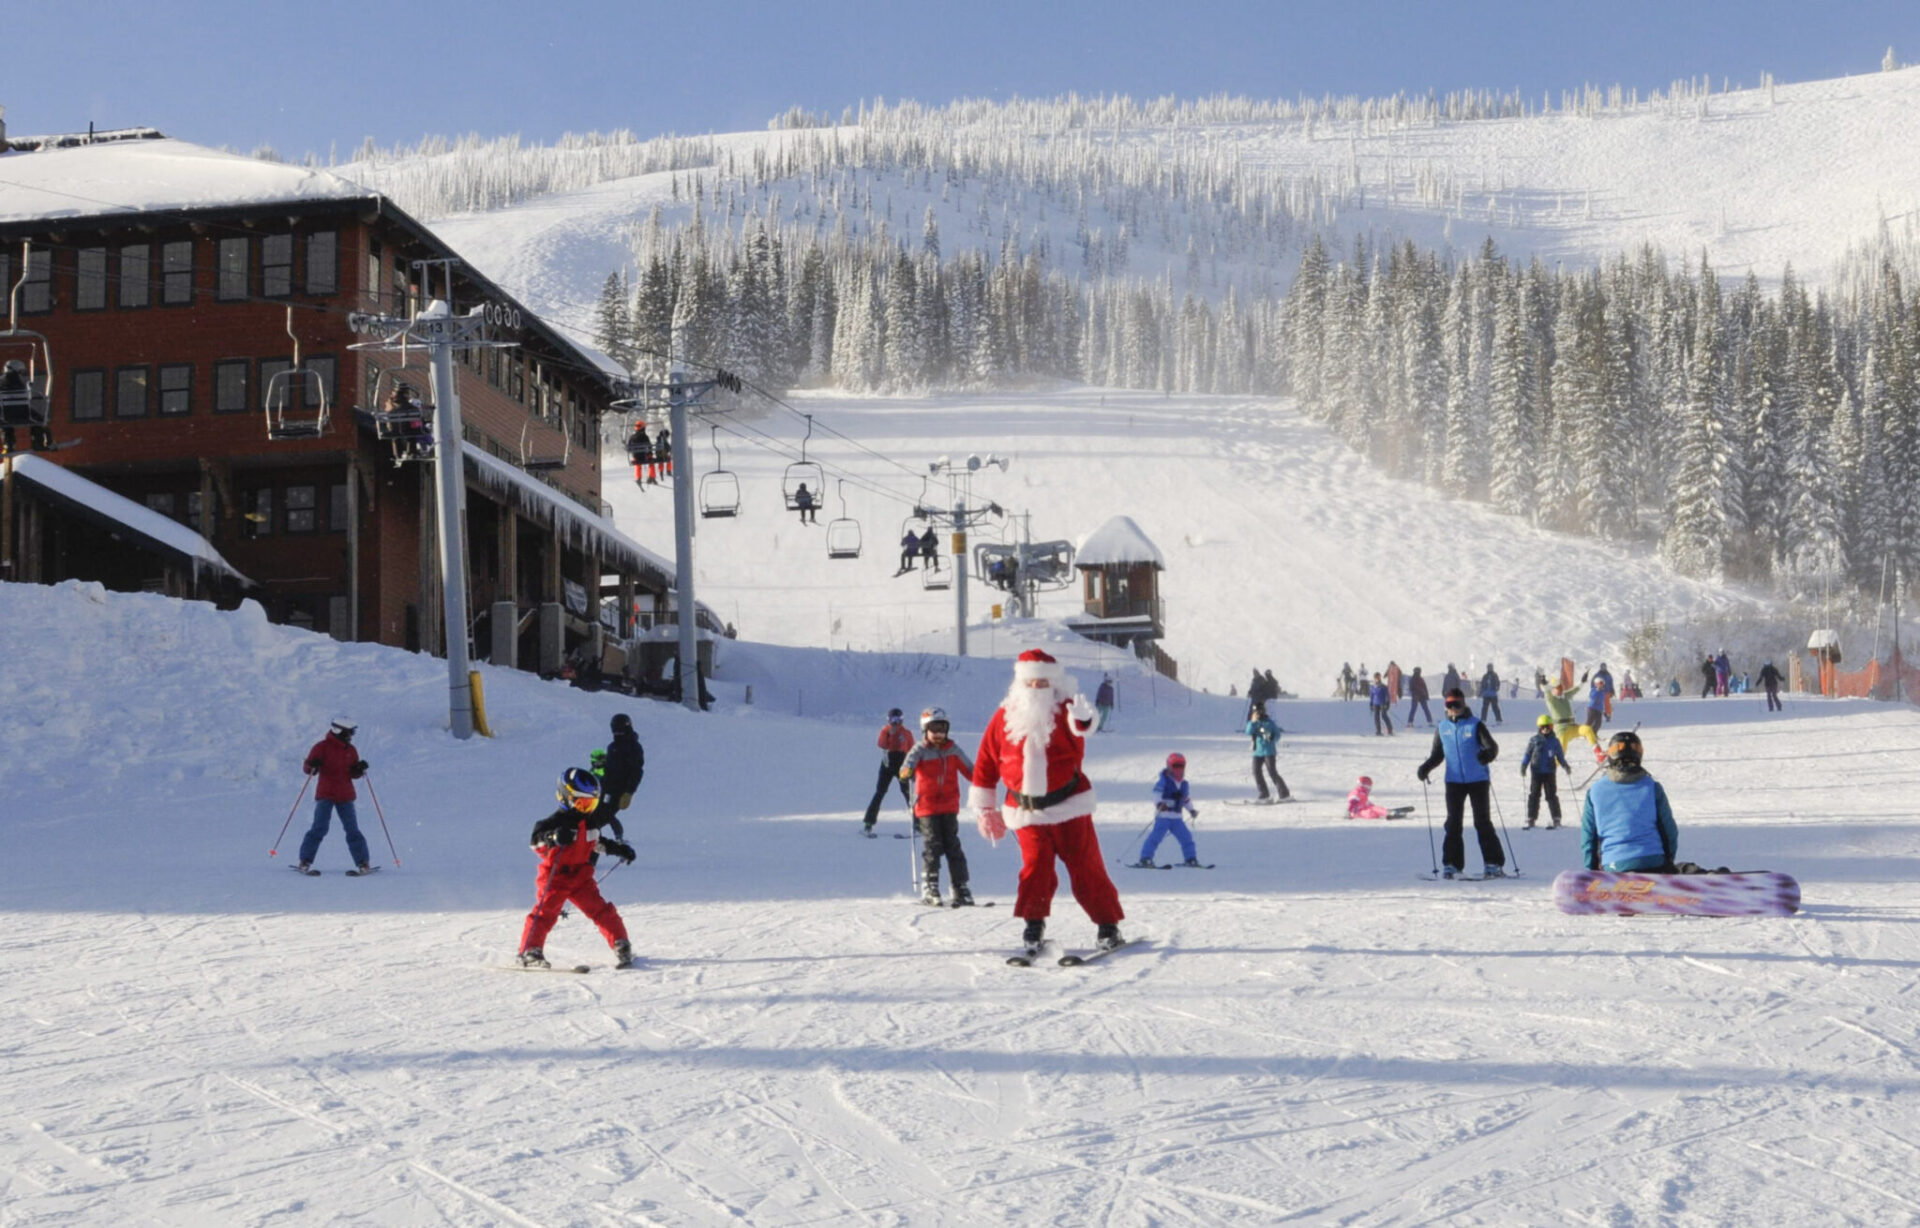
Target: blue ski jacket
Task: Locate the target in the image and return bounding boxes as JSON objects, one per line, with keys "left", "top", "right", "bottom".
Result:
{"left": 1152, "top": 768, "right": 1193, "bottom": 815}
{"left": 1419, "top": 712, "right": 1497, "bottom": 784}
{"left": 1520, "top": 731, "right": 1569, "bottom": 776}
{"left": 1246, "top": 717, "right": 1281, "bottom": 758}
{"left": 1581, "top": 767, "right": 1677, "bottom": 872}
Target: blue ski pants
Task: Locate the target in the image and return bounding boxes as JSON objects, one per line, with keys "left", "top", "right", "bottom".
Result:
{"left": 299, "top": 799, "right": 370, "bottom": 867}
{"left": 1141, "top": 812, "right": 1197, "bottom": 863}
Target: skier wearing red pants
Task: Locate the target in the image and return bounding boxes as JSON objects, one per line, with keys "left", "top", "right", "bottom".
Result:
{"left": 518, "top": 768, "right": 638, "bottom": 969}
{"left": 970, "top": 649, "right": 1126, "bottom": 957}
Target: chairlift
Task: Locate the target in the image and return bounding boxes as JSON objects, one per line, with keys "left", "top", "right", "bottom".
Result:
{"left": 825, "top": 480, "right": 862, "bottom": 560}
{"left": 519, "top": 418, "right": 570, "bottom": 473}
{"left": 922, "top": 551, "right": 951, "bottom": 591}
{"left": 0, "top": 244, "right": 57, "bottom": 454}
{"left": 699, "top": 425, "right": 740, "bottom": 519}
{"left": 356, "top": 367, "right": 435, "bottom": 466}
{"left": 264, "top": 307, "right": 331, "bottom": 441}
{"left": 782, "top": 413, "right": 826, "bottom": 511}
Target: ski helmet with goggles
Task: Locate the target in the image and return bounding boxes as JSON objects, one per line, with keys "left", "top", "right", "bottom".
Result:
{"left": 557, "top": 767, "right": 603, "bottom": 813}
{"left": 1166, "top": 752, "right": 1187, "bottom": 769}
{"left": 1358, "top": 775, "right": 1373, "bottom": 788}
{"left": 1605, "top": 730, "right": 1644, "bottom": 769}
{"left": 920, "top": 706, "right": 949, "bottom": 731}
{"left": 329, "top": 719, "right": 358, "bottom": 739}
{"left": 1537, "top": 714, "right": 1554, "bottom": 728}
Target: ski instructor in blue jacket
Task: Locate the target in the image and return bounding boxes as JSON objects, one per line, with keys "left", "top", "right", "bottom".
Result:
{"left": 1416, "top": 687, "right": 1505, "bottom": 878}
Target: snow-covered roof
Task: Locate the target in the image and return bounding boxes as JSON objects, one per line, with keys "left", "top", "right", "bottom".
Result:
{"left": 10, "top": 455, "right": 251, "bottom": 586}
{"left": 0, "top": 136, "right": 374, "bottom": 224}
{"left": 1074, "top": 515, "right": 1164, "bottom": 569}
{"left": 464, "top": 447, "right": 674, "bottom": 590}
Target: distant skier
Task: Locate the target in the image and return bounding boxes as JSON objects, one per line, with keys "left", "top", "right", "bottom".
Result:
{"left": 1132, "top": 752, "right": 1201, "bottom": 867}
{"left": 625, "top": 425, "right": 652, "bottom": 485}
{"left": 1416, "top": 688, "right": 1504, "bottom": 879}
{"left": 1346, "top": 776, "right": 1412, "bottom": 820}
{"left": 1581, "top": 731, "right": 1678, "bottom": 873}
{"left": 1544, "top": 677, "right": 1599, "bottom": 756}
{"left": 1519, "top": 714, "right": 1571, "bottom": 829}
{"left": 794, "top": 483, "right": 818, "bottom": 524}
{"left": 1385, "top": 660, "right": 1404, "bottom": 701}
{"left": 918, "top": 526, "right": 940, "bottom": 570}
{"left": 970, "top": 649, "right": 1126, "bottom": 956}
{"left": 1368, "top": 672, "right": 1394, "bottom": 736}
{"left": 1758, "top": 660, "right": 1784, "bottom": 712}
{"left": 861, "top": 708, "right": 915, "bottom": 834}
{"left": 1246, "top": 703, "right": 1289, "bottom": 801}
{"left": 653, "top": 426, "right": 671, "bottom": 479}
{"left": 1405, "top": 666, "right": 1432, "bottom": 727}
{"left": 899, "top": 707, "right": 975, "bottom": 906}
{"left": 1582, "top": 674, "right": 1608, "bottom": 750}
{"left": 1338, "top": 662, "right": 1356, "bottom": 700}
{"left": 297, "top": 719, "right": 372, "bottom": 875}
{"left": 1478, "top": 663, "right": 1503, "bottom": 725}
{"left": 516, "top": 767, "right": 637, "bottom": 969}
{"left": 1592, "top": 662, "right": 1616, "bottom": 720}
{"left": 594, "top": 712, "right": 644, "bottom": 839}
{"left": 1442, "top": 663, "right": 1461, "bottom": 699}
{"left": 897, "top": 530, "right": 920, "bottom": 574}
{"left": 1095, "top": 674, "right": 1116, "bottom": 730}
{"left": 1700, "top": 656, "right": 1718, "bottom": 698}
{"left": 1714, "top": 650, "right": 1732, "bottom": 697}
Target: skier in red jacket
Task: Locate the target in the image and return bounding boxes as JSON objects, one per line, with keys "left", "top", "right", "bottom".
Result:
{"left": 518, "top": 768, "right": 638, "bottom": 969}
{"left": 296, "top": 719, "right": 371, "bottom": 874}
{"left": 899, "top": 706, "right": 976, "bottom": 907}
{"left": 860, "top": 708, "right": 915, "bottom": 835}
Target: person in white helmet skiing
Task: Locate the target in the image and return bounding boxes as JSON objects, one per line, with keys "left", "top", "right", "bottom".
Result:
{"left": 295, "top": 719, "right": 371, "bottom": 874}
{"left": 899, "top": 707, "right": 976, "bottom": 906}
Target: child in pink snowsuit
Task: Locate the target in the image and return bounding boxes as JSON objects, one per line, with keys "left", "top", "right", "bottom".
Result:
{"left": 1347, "top": 776, "right": 1391, "bottom": 820}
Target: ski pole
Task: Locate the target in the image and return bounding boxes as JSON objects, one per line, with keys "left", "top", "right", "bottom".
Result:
{"left": 597, "top": 858, "right": 624, "bottom": 887}
{"left": 270, "top": 774, "right": 314, "bottom": 858}
{"left": 1421, "top": 778, "right": 1438, "bottom": 874}
{"left": 1126, "top": 814, "right": 1156, "bottom": 862}
{"left": 909, "top": 814, "right": 922, "bottom": 894}
{"left": 1488, "top": 780, "right": 1520, "bottom": 875}
{"left": 364, "top": 775, "right": 401, "bottom": 866}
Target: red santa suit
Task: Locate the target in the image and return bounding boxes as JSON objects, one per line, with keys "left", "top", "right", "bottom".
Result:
{"left": 970, "top": 650, "right": 1124, "bottom": 925}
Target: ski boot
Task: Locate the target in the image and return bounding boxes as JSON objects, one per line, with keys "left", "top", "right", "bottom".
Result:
{"left": 613, "top": 939, "right": 634, "bottom": 970}
{"left": 1021, "top": 918, "right": 1046, "bottom": 957}
{"left": 1096, "top": 923, "right": 1124, "bottom": 952}
{"left": 518, "top": 948, "right": 549, "bottom": 969}
{"left": 1126, "top": 858, "right": 1157, "bottom": 869}
{"left": 1483, "top": 866, "right": 1507, "bottom": 878}
{"left": 1183, "top": 858, "right": 1203, "bottom": 868}
{"left": 951, "top": 885, "right": 975, "bottom": 908}
{"left": 921, "top": 884, "right": 943, "bottom": 907}
{"left": 1523, "top": 819, "right": 1535, "bottom": 829}
{"left": 1441, "top": 866, "right": 1457, "bottom": 880}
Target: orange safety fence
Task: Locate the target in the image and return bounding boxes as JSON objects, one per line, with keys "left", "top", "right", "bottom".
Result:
{"left": 1796, "top": 646, "right": 1920, "bottom": 701}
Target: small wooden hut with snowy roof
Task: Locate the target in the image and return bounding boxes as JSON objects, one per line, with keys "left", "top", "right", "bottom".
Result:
{"left": 1065, "top": 515, "right": 1176, "bottom": 678}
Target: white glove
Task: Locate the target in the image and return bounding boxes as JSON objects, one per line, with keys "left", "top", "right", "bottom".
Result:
{"left": 1067, "top": 694, "right": 1097, "bottom": 726}
{"left": 976, "top": 807, "right": 1007, "bottom": 841}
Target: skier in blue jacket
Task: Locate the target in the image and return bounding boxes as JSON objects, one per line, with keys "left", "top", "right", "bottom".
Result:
{"left": 1416, "top": 687, "right": 1504, "bottom": 878}
{"left": 1246, "top": 704, "right": 1289, "bottom": 801}
{"left": 1132, "top": 753, "right": 1201, "bottom": 867}
{"left": 1581, "top": 730, "right": 1678, "bottom": 872}
{"left": 1519, "top": 713, "right": 1571, "bottom": 828}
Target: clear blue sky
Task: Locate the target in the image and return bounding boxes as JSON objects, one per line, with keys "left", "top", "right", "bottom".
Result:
{"left": 9, "top": 1, "right": 1920, "bottom": 157}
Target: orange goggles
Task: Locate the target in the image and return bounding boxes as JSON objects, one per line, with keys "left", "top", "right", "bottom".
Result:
{"left": 569, "top": 793, "right": 599, "bottom": 813}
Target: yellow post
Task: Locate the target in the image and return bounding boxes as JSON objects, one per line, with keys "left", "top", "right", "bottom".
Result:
{"left": 468, "top": 671, "right": 493, "bottom": 737}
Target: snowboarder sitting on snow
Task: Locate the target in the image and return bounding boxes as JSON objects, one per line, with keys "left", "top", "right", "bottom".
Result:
{"left": 862, "top": 708, "right": 915, "bottom": 834}
{"left": 594, "top": 712, "right": 644, "bottom": 839}
{"left": 899, "top": 707, "right": 976, "bottom": 906}
{"left": 1246, "top": 703, "right": 1289, "bottom": 801}
{"left": 298, "top": 719, "right": 372, "bottom": 874}
{"left": 1520, "top": 714, "right": 1572, "bottom": 829}
{"left": 1416, "top": 688, "right": 1505, "bottom": 879}
{"left": 518, "top": 768, "right": 637, "bottom": 969}
{"left": 1134, "top": 752, "right": 1201, "bottom": 867}
{"left": 1580, "top": 731, "right": 1679, "bottom": 874}
{"left": 1346, "top": 776, "right": 1411, "bottom": 820}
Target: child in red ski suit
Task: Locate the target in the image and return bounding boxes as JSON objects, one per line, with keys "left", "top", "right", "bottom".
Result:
{"left": 899, "top": 706, "right": 976, "bottom": 906}
{"left": 517, "top": 768, "right": 638, "bottom": 968}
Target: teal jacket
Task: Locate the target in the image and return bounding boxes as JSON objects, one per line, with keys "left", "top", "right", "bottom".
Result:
{"left": 1246, "top": 717, "right": 1281, "bottom": 758}
{"left": 1581, "top": 767, "right": 1677, "bottom": 871}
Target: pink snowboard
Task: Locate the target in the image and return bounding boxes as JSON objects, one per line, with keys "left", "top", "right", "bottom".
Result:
{"left": 1552, "top": 869, "right": 1800, "bottom": 917}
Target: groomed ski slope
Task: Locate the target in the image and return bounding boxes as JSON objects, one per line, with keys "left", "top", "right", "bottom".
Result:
{"left": 4, "top": 579, "right": 1920, "bottom": 1226}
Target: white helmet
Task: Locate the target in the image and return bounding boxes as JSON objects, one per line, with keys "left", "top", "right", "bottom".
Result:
{"left": 329, "top": 718, "right": 358, "bottom": 738}
{"left": 919, "top": 706, "right": 949, "bottom": 730}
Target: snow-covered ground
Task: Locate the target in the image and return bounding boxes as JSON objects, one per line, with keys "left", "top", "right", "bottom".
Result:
{"left": 5, "top": 572, "right": 1920, "bottom": 1226}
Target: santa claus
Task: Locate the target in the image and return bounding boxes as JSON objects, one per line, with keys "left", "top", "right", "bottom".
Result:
{"left": 971, "top": 649, "right": 1126, "bottom": 954}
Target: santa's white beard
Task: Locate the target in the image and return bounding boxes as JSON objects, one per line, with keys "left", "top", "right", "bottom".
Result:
{"left": 1003, "top": 683, "right": 1061, "bottom": 747}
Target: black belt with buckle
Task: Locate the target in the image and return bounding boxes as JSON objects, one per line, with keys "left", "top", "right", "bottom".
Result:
{"left": 1011, "top": 774, "right": 1088, "bottom": 811}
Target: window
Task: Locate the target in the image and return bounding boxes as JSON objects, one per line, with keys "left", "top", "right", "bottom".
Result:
{"left": 21, "top": 249, "right": 52, "bottom": 313}
{"left": 76, "top": 248, "right": 108, "bottom": 311}
{"left": 186, "top": 491, "right": 206, "bottom": 535}
{"left": 329, "top": 482, "right": 350, "bottom": 531}
{"left": 115, "top": 366, "right": 150, "bottom": 418}
{"left": 284, "top": 484, "right": 317, "bottom": 533}
{"left": 71, "top": 370, "right": 106, "bottom": 421}
{"left": 158, "top": 364, "right": 193, "bottom": 416}
{"left": 214, "top": 359, "right": 251, "bottom": 414}
{"left": 304, "top": 356, "right": 336, "bottom": 408}
{"left": 145, "top": 492, "right": 177, "bottom": 520}
{"left": 508, "top": 360, "right": 524, "bottom": 403}
{"left": 365, "top": 244, "right": 381, "bottom": 305}
{"left": 305, "top": 231, "right": 337, "bottom": 295}
{"left": 217, "top": 238, "right": 249, "bottom": 300}
{"left": 161, "top": 240, "right": 194, "bottom": 305}
{"left": 259, "top": 359, "right": 291, "bottom": 414}
{"left": 119, "top": 244, "right": 151, "bottom": 308}
{"left": 262, "top": 234, "right": 293, "bottom": 297}
{"left": 244, "top": 488, "right": 273, "bottom": 537}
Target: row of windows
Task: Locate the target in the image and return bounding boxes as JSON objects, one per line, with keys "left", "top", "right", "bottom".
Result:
{"left": 0, "top": 232, "right": 337, "bottom": 314}
{"left": 70, "top": 358, "right": 336, "bottom": 420}
{"left": 143, "top": 482, "right": 349, "bottom": 538}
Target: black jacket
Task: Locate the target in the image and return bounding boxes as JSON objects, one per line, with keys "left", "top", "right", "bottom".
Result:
{"left": 601, "top": 729, "right": 645, "bottom": 796}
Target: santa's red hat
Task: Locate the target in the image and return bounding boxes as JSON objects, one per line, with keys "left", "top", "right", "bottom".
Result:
{"left": 1013, "top": 648, "right": 1066, "bottom": 686}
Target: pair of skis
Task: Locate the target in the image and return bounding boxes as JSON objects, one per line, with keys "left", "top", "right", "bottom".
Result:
{"left": 1007, "top": 938, "right": 1144, "bottom": 968}
{"left": 291, "top": 864, "right": 380, "bottom": 877}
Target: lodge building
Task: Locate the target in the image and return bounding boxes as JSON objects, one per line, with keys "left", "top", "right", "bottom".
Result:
{"left": 0, "top": 124, "right": 675, "bottom": 676}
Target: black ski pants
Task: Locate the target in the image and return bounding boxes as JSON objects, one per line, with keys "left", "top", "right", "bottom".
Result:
{"left": 1480, "top": 694, "right": 1502, "bottom": 723}
{"left": 1765, "top": 686, "right": 1782, "bottom": 712}
{"left": 1371, "top": 703, "right": 1393, "bottom": 735}
{"left": 917, "top": 812, "right": 970, "bottom": 892}
{"left": 1406, "top": 696, "right": 1432, "bottom": 726}
{"left": 863, "top": 751, "right": 910, "bottom": 826}
{"left": 1253, "top": 754, "right": 1289, "bottom": 800}
{"left": 1525, "top": 772, "right": 1562, "bottom": 825}
{"left": 1442, "top": 780, "right": 1503, "bottom": 872}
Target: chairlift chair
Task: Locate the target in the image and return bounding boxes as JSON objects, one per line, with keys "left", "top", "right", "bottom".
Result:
{"left": 0, "top": 244, "right": 58, "bottom": 453}
{"left": 357, "top": 367, "right": 436, "bottom": 466}
{"left": 825, "top": 480, "right": 862, "bottom": 560}
{"left": 782, "top": 413, "right": 826, "bottom": 511}
{"left": 699, "top": 425, "right": 741, "bottom": 519}
{"left": 922, "top": 559, "right": 952, "bottom": 591}
{"left": 519, "top": 418, "right": 571, "bottom": 473}
{"left": 264, "top": 307, "right": 331, "bottom": 441}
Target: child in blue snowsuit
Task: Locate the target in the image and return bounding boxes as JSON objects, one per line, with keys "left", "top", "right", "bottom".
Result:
{"left": 1134, "top": 753, "right": 1200, "bottom": 867}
